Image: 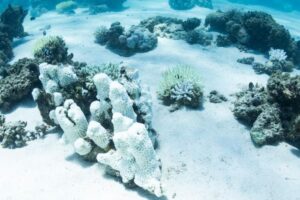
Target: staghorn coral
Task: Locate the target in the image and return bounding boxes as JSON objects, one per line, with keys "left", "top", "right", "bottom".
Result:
{"left": 158, "top": 65, "right": 203, "bottom": 110}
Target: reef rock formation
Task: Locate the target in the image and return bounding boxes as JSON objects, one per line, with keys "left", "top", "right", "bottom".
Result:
{"left": 205, "top": 10, "right": 300, "bottom": 65}
{"left": 94, "top": 22, "right": 157, "bottom": 56}
{"left": 0, "top": 5, "right": 27, "bottom": 65}
{"left": 33, "top": 36, "right": 73, "bottom": 64}
{"left": 0, "top": 114, "right": 46, "bottom": 148}
{"left": 233, "top": 73, "right": 300, "bottom": 147}
{"left": 0, "top": 58, "right": 40, "bottom": 112}
{"left": 139, "top": 16, "right": 212, "bottom": 46}
{"left": 208, "top": 90, "right": 227, "bottom": 103}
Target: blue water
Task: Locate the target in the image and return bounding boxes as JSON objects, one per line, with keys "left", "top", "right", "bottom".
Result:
{"left": 1, "top": 0, "right": 300, "bottom": 12}
{"left": 228, "top": 0, "right": 300, "bottom": 11}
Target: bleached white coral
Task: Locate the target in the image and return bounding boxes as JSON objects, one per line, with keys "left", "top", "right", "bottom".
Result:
{"left": 136, "top": 85, "right": 153, "bottom": 127}
{"left": 93, "top": 73, "right": 112, "bottom": 100}
{"left": 86, "top": 121, "right": 110, "bottom": 149}
{"left": 53, "top": 92, "right": 64, "bottom": 106}
{"left": 269, "top": 48, "right": 287, "bottom": 61}
{"left": 112, "top": 112, "right": 134, "bottom": 133}
{"left": 74, "top": 138, "right": 92, "bottom": 156}
{"left": 109, "top": 81, "right": 137, "bottom": 120}
{"left": 55, "top": 99, "right": 88, "bottom": 144}
{"left": 97, "top": 122, "right": 162, "bottom": 197}
{"left": 90, "top": 100, "right": 111, "bottom": 124}
{"left": 31, "top": 88, "right": 41, "bottom": 101}
{"left": 38, "top": 63, "right": 78, "bottom": 94}
{"left": 171, "top": 81, "right": 194, "bottom": 102}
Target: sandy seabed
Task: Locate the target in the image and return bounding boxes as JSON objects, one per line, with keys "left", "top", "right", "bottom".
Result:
{"left": 1, "top": 0, "right": 300, "bottom": 200}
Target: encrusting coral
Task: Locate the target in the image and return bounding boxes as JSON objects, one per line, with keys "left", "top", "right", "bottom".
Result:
{"left": 233, "top": 73, "right": 300, "bottom": 148}
{"left": 158, "top": 65, "right": 203, "bottom": 111}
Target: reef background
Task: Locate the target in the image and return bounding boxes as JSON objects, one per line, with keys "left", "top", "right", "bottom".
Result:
{"left": 1, "top": 0, "right": 300, "bottom": 200}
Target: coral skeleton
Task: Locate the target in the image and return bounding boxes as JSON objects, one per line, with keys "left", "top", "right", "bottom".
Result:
{"left": 33, "top": 59, "right": 162, "bottom": 196}
{"left": 269, "top": 48, "right": 287, "bottom": 61}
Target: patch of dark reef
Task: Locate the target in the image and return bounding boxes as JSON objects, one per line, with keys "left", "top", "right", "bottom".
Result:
{"left": 0, "top": 5, "right": 27, "bottom": 66}
{"left": 205, "top": 10, "right": 300, "bottom": 66}
{"left": 0, "top": 114, "right": 49, "bottom": 148}
{"left": 233, "top": 73, "right": 300, "bottom": 148}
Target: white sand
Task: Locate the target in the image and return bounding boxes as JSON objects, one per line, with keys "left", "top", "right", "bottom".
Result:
{"left": 1, "top": 0, "right": 300, "bottom": 200}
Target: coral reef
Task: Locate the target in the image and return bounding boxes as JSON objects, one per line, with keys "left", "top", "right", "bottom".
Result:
{"left": 0, "top": 5, "right": 27, "bottom": 65}
{"left": 0, "top": 114, "right": 46, "bottom": 148}
{"left": 0, "top": 58, "right": 40, "bottom": 112}
{"left": 33, "top": 59, "right": 162, "bottom": 195}
{"left": 205, "top": 10, "right": 300, "bottom": 65}
{"left": 233, "top": 73, "right": 300, "bottom": 147}
{"left": 251, "top": 49, "right": 294, "bottom": 75}
{"left": 139, "top": 16, "right": 212, "bottom": 46}
{"left": 94, "top": 22, "right": 157, "bottom": 56}
{"left": 33, "top": 36, "right": 73, "bottom": 64}
{"left": 158, "top": 65, "right": 203, "bottom": 111}
{"left": 237, "top": 57, "right": 254, "bottom": 65}
{"left": 208, "top": 90, "right": 227, "bottom": 103}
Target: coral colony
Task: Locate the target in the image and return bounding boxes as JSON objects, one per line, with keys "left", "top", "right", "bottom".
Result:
{"left": 1, "top": 0, "right": 300, "bottom": 198}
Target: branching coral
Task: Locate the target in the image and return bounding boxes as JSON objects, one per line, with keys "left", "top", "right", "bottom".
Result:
{"left": 33, "top": 61, "right": 162, "bottom": 196}
{"left": 269, "top": 48, "right": 287, "bottom": 61}
{"left": 158, "top": 65, "right": 203, "bottom": 110}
